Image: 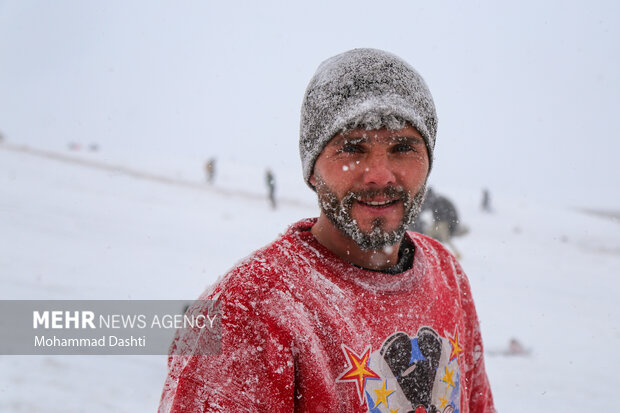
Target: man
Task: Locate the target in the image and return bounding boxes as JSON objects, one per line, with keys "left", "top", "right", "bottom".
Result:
{"left": 159, "top": 48, "right": 495, "bottom": 413}
{"left": 205, "top": 158, "right": 216, "bottom": 184}
{"left": 265, "top": 168, "right": 277, "bottom": 209}
{"left": 481, "top": 188, "right": 492, "bottom": 212}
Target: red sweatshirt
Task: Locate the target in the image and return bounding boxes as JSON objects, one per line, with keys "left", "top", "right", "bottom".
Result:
{"left": 159, "top": 218, "right": 495, "bottom": 413}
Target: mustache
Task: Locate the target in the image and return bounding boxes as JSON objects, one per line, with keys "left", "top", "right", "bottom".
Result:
{"left": 347, "top": 186, "right": 408, "bottom": 200}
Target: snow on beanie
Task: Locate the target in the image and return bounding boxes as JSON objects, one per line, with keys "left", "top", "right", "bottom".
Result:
{"left": 300, "top": 48, "right": 438, "bottom": 189}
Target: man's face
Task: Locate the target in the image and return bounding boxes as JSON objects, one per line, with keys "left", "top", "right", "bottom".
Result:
{"left": 310, "top": 125, "right": 429, "bottom": 250}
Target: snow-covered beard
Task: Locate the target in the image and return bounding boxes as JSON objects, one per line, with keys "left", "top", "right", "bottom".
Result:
{"left": 314, "top": 176, "right": 426, "bottom": 251}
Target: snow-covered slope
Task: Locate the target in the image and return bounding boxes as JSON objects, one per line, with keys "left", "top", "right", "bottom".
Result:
{"left": 1, "top": 144, "right": 618, "bottom": 412}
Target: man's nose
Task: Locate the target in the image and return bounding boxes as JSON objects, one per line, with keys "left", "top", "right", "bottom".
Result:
{"left": 362, "top": 154, "right": 396, "bottom": 187}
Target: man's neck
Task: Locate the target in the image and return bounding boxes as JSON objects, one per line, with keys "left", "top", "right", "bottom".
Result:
{"left": 310, "top": 215, "right": 402, "bottom": 271}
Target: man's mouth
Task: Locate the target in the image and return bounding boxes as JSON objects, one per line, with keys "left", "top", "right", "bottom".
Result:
{"left": 358, "top": 199, "right": 400, "bottom": 208}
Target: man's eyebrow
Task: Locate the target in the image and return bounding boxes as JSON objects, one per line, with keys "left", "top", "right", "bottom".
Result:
{"left": 392, "top": 136, "right": 424, "bottom": 144}
{"left": 330, "top": 135, "right": 423, "bottom": 146}
{"left": 330, "top": 136, "right": 368, "bottom": 146}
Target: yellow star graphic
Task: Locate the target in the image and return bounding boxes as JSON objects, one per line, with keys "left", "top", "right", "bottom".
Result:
{"left": 448, "top": 327, "right": 463, "bottom": 360}
{"left": 439, "top": 394, "right": 448, "bottom": 408}
{"left": 390, "top": 408, "right": 399, "bottom": 413}
{"left": 373, "top": 380, "right": 394, "bottom": 408}
{"left": 337, "top": 345, "right": 380, "bottom": 403}
{"left": 441, "top": 366, "right": 455, "bottom": 388}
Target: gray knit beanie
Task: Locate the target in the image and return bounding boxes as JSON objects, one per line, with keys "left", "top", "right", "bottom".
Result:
{"left": 300, "top": 48, "right": 438, "bottom": 189}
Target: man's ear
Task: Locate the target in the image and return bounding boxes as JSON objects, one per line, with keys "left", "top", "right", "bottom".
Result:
{"left": 309, "top": 173, "right": 316, "bottom": 187}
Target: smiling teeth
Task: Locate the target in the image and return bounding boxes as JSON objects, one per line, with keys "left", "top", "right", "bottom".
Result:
{"left": 365, "top": 200, "right": 394, "bottom": 206}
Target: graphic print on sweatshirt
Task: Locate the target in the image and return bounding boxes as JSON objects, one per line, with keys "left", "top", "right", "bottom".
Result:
{"left": 337, "top": 326, "right": 463, "bottom": 413}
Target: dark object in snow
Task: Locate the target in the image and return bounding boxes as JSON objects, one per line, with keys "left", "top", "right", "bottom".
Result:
{"left": 409, "top": 188, "right": 466, "bottom": 259}
{"left": 425, "top": 188, "right": 460, "bottom": 237}
{"left": 205, "top": 158, "right": 216, "bottom": 184}
{"left": 481, "top": 188, "right": 492, "bottom": 212}
{"left": 265, "top": 168, "right": 276, "bottom": 209}
{"left": 508, "top": 338, "right": 529, "bottom": 355}
{"left": 488, "top": 338, "right": 531, "bottom": 357}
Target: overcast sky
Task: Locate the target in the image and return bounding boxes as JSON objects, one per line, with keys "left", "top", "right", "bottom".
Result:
{"left": 1, "top": 0, "right": 618, "bottom": 209}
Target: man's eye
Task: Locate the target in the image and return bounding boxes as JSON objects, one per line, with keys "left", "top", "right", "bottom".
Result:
{"left": 339, "top": 144, "right": 362, "bottom": 153}
{"left": 393, "top": 144, "right": 416, "bottom": 153}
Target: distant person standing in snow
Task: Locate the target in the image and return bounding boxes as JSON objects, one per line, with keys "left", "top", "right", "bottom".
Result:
{"left": 204, "top": 158, "right": 216, "bottom": 184}
{"left": 481, "top": 188, "right": 492, "bottom": 212}
{"left": 265, "top": 168, "right": 276, "bottom": 209}
{"left": 160, "top": 48, "right": 495, "bottom": 413}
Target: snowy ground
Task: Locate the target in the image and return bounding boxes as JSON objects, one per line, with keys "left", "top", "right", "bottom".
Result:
{"left": 1, "top": 143, "right": 618, "bottom": 412}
